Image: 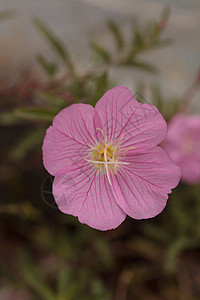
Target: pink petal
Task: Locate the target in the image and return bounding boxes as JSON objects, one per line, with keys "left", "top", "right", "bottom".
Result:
{"left": 180, "top": 156, "right": 200, "bottom": 183}
{"left": 53, "top": 103, "right": 102, "bottom": 146}
{"left": 162, "top": 114, "right": 186, "bottom": 163}
{"left": 42, "top": 103, "right": 102, "bottom": 175}
{"left": 42, "top": 126, "right": 88, "bottom": 175}
{"left": 95, "top": 86, "right": 167, "bottom": 152}
{"left": 111, "top": 146, "right": 181, "bottom": 219}
{"left": 163, "top": 114, "right": 200, "bottom": 183}
{"left": 53, "top": 161, "right": 126, "bottom": 230}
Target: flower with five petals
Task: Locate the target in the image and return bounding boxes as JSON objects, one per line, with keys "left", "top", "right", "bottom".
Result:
{"left": 42, "top": 86, "right": 180, "bottom": 230}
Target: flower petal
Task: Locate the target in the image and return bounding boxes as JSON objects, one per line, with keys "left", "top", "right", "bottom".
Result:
{"left": 42, "top": 126, "right": 88, "bottom": 175}
{"left": 53, "top": 161, "right": 126, "bottom": 230}
{"left": 95, "top": 86, "right": 167, "bottom": 152}
{"left": 163, "top": 114, "right": 200, "bottom": 183}
{"left": 111, "top": 146, "right": 181, "bottom": 219}
{"left": 42, "top": 103, "right": 102, "bottom": 175}
{"left": 162, "top": 114, "right": 186, "bottom": 163}
{"left": 53, "top": 103, "right": 102, "bottom": 147}
{"left": 180, "top": 156, "right": 200, "bottom": 183}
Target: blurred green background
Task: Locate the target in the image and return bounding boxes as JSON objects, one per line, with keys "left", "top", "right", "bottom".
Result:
{"left": 0, "top": 1, "right": 200, "bottom": 299}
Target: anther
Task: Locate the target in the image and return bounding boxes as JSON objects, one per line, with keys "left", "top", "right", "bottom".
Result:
{"left": 96, "top": 128, "right": 106, "bottom": 142}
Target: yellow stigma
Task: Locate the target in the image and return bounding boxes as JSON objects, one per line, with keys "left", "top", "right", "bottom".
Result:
{"left": 90, "top": 143, "right": 117, "bottom": 165}
{"left": 84, "top": 130, "right": 135, "bottom": 186}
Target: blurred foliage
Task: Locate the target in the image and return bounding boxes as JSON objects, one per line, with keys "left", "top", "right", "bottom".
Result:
{"left": 134, "top": 84, "right": 180, "bottom": 121}
{"left": 1, "top": 7, "right": 200, "bottom": 300}
{"left": 0, "top": 10, "right": 15, "bottom": 21}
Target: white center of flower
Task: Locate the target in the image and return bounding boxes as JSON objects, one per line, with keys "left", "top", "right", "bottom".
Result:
{"left": 84, "top": 129, "right": 134, "bottom": 186}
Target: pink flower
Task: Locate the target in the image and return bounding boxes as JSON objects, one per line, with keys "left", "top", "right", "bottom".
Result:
{"left": 42, "top": 86, "right": 180, "bottom": 230}
{"left": 163, "top": 113, "right": 200, "bottom": 184}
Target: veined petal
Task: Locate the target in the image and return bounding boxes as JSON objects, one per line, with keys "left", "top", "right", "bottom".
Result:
{"left": 111, "top": 147, "right": 181, "bottom": 219}
{"left": 42, "top": 86, "right": 180, "bottom": 231}
{"left": 53, "top": 162, "right": 126, "bottom": 230}
{"left": 42, "top": 126, "right": 88, "bottom": 175}
{"left": 52, "top": 103, "right": 102, "bottom": 147}
{"left": 95, "top": 86, "right": 167, "bottom": 151}
{"left": 42, "top": 103, "right": 102, "bottom": 175}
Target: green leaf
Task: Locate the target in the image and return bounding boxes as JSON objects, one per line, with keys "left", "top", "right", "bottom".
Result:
{"left": 161, "top": 6, "right": 170, "bottom": 22}
{"left": 143, "top": 224, "right": 172, "bottom": 244}
{"left": 107, "top": 19, "right": 124, "bottom": 51}
{"left": 0, "top": 111, "right": 22, "bottom": 126}
{"left": 15, "top": 107, "right": 58, "bottom": 122}
{"left": 37, "top": 54, "right": 58, "bottom": 78}
{"left": 12, "top": 129, "right": 45, "bottom": 161}
{"left": 34, "top": 18, "right": 70, "bottom": 65}
{"left": 93, "top": 72, "right": 109, "bottom": 104}
{"left": 22, "top": 266, "right": 55, "bottom": 300}
{"left": 90, "top": 279, "right": 111, "bottom": 300}
{"left": 165, "top": 237, "right": 189, "bottom": 272}
{"left": 0, "top": 10, "right": 15, "bottom": 21}
{"left": 90, "top": 41, "right": 111, "bottom": 63}
{"left": 151, "top": 84, "right": 163, "bottom": 110}
{"left": 57, "top": 267, "right": 71, "bottom": 299}
{"left": 94, "top": 237, "right": 113, "bottom": 267}
{"left": 121, "top": 60, "right": 158, "bottom": 74}
{"left": 128, "top": 25, "right": 144, "bottom": 60}
{"left": 39, "top": 91, "right": 67, "bottom": 107}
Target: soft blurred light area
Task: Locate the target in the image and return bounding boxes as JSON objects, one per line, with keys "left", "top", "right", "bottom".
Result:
{"left": 0, "top": 0, "right": 200, "bottom": 99}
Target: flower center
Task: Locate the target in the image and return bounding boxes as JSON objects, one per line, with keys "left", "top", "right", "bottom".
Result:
{"left": 90, "top": 143, "right": 118, "bottom": 171}
{"left": 84, "top": 129, "right": 133, "bottom": 186}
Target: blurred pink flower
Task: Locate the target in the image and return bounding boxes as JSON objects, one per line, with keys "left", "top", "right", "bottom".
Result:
{"left": 42, "top": 86, "right": 180, "bottom": 230}
{"left": 163, "top": 114, "right": 200, "bottom": 184}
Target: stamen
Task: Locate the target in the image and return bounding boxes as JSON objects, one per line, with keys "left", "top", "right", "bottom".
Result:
{"left": 84, "top": 158, "right": 130, "bottom": 165}
{"left": 104, "top": 145, "right": 112, "bottom": 186}
{"left": 96, "top": 128, "right": 106, "bottom": 142}
{"left": 114, "top": 164, "right": 118, "bottom": 174}
{"left": 86, "top": 131, "right": 131, "bottom": 186}
{"left": 123, "top": 146, "right": 136, "bottom": 156}
{"left": 96, "top": 148, "right": 101, "bottom": 159}
{"left": 112, "top": 148, "right": 117, "bottom": 161}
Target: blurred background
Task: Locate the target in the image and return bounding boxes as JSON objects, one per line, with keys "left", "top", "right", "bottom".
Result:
{"left": 1, "top": 0, "right": 200, "bottom": 98}
{"left": 1, "top": 0, "right": 200, "bottom": 299}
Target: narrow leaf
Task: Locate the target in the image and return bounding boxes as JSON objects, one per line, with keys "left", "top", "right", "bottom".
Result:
{"left": 15, "top": 107, "right": 58, "bottom": 122}
{"left": 93, "top": 72, "right": 109, "bottom": 103}
{"left": 161, "top": 6, "right": 170, "bottom": 22}
{"left": 23, "top": 266, "right": 55, "bottom": 300}
{"left": 39, "top": 91, "right": 67, "bottom": 107}
{"left": 165, "top": 237, "right": 189, "bottom": 271}
{"left": 128, "top": 25, "right": 144, "bottom": 60}
{"left": 57, "top": 267, "right": 71, "bottom": 299}
{"left": 0, "top": 112, "right": 22, "bottom": 126}
{"left": 121, "top": 60, "right": 158, "bottom": 74}
{"left": 0, "top": 10, "right": 15, "bottom": 20}
{"left": 107, "top": 19, "right": 124, "bottom": 51}
{"left": 34, "top": 18, "right": 69, "bottom": 63}
{"left": 12, "top": 129, "right": 45, "bottom": 161}
{"left": 90, "top": 41, "right": 111, "bottom": 63}
{"left": 37, "top": 55, "right": 57, "bottom": 77}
